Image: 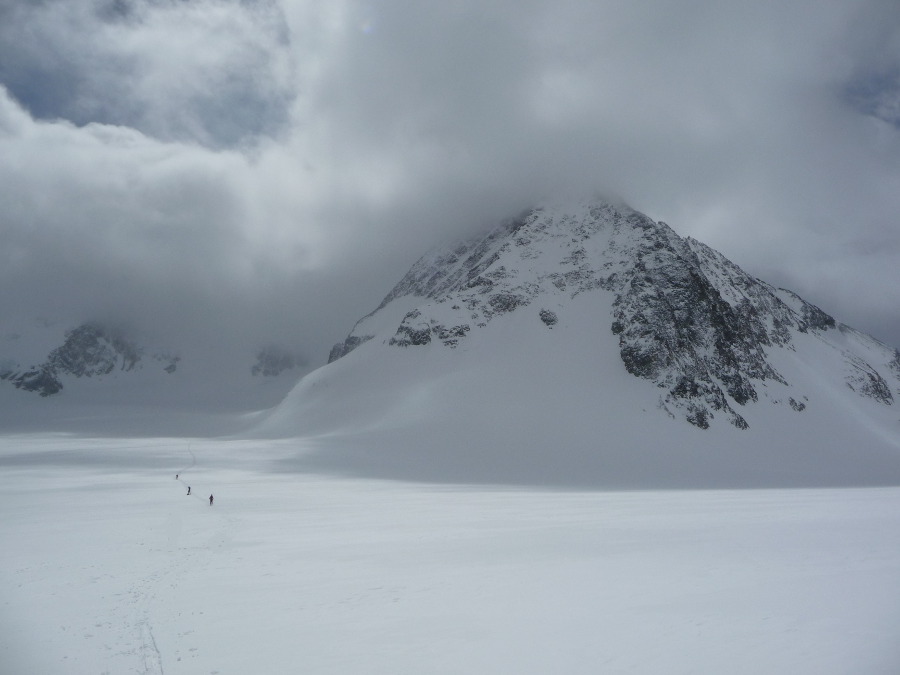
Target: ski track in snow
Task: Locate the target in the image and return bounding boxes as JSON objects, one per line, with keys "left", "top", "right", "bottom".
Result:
{"left": 155, "top": 447, "right": 237, "bottom": 672}
{"left": 98, "top": 480, "right": 182, "bottom": 671}
{"left": 137, "top": 616, "right": 163, "bottom": 675}
{"left": 0, "top": 440, "right": 236, "bottom": 673}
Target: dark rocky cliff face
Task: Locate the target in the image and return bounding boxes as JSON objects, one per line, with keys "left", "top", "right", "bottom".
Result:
{"left": 328, "top": 199, "right": 899, "bottom": 429}
{"left": 49, "top": 324, "right": 142, "bottom": 377}
{"left": 2, "top": 363, "right": 63, "bottom": 397}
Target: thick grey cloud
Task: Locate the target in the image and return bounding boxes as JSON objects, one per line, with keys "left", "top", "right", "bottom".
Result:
{"left": 0, "top": 0, "right": 295, "bottom": 146}
{"left": 1, "top": 0, "right": 899, "bottom": 385}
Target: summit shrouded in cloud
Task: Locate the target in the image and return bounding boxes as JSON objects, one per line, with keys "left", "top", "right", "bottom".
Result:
{"left": 260, "top": 198, "right": 900, "bottom": 488}
{"left": 1, "top": 0, "right": 899, "bottom": 379}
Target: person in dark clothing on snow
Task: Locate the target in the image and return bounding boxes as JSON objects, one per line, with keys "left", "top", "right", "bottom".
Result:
{"left": 209, "top": 494, "right": 214, "bottom": 506}
{"left": 187, "top": 486, "right": 191, "bottom": 495}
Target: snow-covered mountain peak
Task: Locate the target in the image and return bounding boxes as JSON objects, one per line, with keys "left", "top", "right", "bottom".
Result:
{"left": 323, "top": 198, "right": 898, "bottom": 431}
{"left": 0, "top": 318, "right": 308, "bottom": 434}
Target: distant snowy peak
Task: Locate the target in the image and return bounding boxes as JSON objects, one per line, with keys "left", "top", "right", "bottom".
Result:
{"left": 329, "top": 199, "right": 900, "bottom": 429}
{"left": 0, "top": 323, "right": 179, "bottom": 396}
{"left": 0, "top": 318, "right": 308, "bottom": 409}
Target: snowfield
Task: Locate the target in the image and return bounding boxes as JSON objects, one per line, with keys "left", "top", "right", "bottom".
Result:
{"left": 4, "top": 201, "right": 900, "bottom": 673}
{"left": 3, "top": 435, "right": 900, "bottom": 674}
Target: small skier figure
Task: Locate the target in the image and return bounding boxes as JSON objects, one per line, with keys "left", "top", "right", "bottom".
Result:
{"left": 176, "top": 474, "right": 179, "bottom": 480}
{"left": 209, "top": 494, "right": 214, "bottom": 506}
{"left": 187, "top": 486, "right": 191, "bottom": 495}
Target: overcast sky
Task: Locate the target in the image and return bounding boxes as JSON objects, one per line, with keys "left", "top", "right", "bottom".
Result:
{"left": 1, "top": 0, "right": 899, "bottom": 372}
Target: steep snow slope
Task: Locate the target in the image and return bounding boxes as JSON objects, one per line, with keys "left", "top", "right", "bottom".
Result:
{"left": 261, "top": 199, "right": 900, "bottom": 487}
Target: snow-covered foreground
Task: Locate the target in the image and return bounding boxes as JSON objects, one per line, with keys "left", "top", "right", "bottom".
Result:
{"left": 2, "top": 436, "right": 900, "bottom": 674}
